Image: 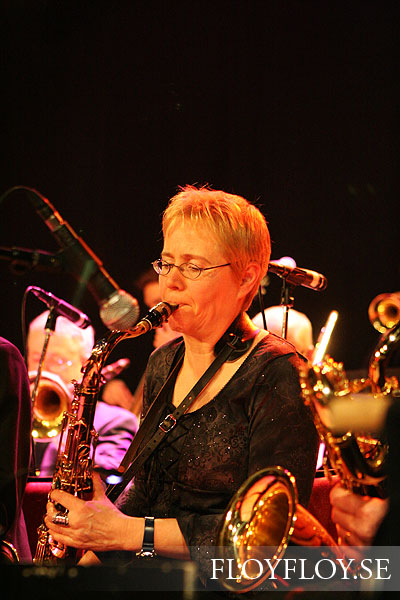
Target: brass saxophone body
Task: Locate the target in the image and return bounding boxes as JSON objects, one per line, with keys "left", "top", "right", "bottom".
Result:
{"left": 34, "top": 302, "right": 176, "bottom": 564}
{"left": 299, "top": 317, "right": 400, "bottom": 498}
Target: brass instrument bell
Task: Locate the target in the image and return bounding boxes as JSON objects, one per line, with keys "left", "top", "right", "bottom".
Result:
{"left": 368, "top": 292, "right": 400, "bottom": 333}
{"left": 29, "top": 370, "right": 71, "bottom": 440}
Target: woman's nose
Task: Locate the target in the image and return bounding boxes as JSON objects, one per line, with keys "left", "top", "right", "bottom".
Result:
{"left": 164, "top": 265, "right": 185, "bottom": 288}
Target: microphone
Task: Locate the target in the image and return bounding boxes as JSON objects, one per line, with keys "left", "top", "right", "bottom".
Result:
{"left": 0, "top": 245, "right": 64, "bottom": 272}
{"left": 268, "top": 261, "right": 327, "bottom": 291}
{"left": 259, "top": 256, "right": 296, "bottom": 296}
{"left": 30, "top": 286, "right": 91, "bottom": 329}
{"left": 274, "top": 256, "right": 297, "bottom": 269}
{"left": 132, "top": 302, "right": 178, "bottom": 335}
{"left": 26, "top": 187, "right": 140, "bottom": 330}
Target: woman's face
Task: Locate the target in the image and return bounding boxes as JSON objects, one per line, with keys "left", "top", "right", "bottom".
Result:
{"left": 159, "top": 222, "right": 245, "bottom": 344}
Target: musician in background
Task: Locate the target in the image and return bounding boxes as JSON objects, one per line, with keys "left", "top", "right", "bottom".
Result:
{"left": 252, "top": 305, "right": 314, "bottom": 360}
{"left": 26, "top": 311, "right": 138, "bottom": 476}
{"left": 330, "top": 484, "right": 389, "bottom": 547}
{"left": 135, "top": 266, "right": 179, "bottom": 351}
{"left": 329, "top": 397, "right": 398, "bottom": 547}
{"left": 0, "top": 337, "right": 32, "bottom": 562}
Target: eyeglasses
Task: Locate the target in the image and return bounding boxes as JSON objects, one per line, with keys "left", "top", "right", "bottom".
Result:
{"left": 152, "top": 259, "right": 231, "bottom": 280}
{"left": 31, "top": 352, "right": 74, "bottom": 371}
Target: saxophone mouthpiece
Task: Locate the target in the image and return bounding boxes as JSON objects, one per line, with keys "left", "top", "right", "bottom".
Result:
{"left": 134, "top": 302, "right": 178, "bottom": 334}
{"left": 151, "top": 301, "right": 178, "bottom": 326}
{"left": 163, "top": 302, "right": 178, "bottom": 318}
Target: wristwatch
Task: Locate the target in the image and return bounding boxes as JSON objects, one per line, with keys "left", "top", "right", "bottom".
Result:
{"left": 136, "top": 516, "right": 156, "bottom": 558}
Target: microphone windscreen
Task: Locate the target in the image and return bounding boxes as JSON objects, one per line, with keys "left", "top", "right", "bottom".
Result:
{"left": 276, "top": 256, "right": 297, "bottom": 269}
{"left": 99, "top": 290, "right": 140, "bottom": 330}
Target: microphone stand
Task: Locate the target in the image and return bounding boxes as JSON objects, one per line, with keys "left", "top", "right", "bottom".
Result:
{"left": 279, "top": 279, "right": 295, "bottom": 340}
{"left": 29, "top": 307, "right": 58, "bottom": 476}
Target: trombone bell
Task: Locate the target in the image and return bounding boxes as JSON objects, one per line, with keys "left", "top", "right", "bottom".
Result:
{"left": 29, "top": 370, "right": 71, "bottom": 440}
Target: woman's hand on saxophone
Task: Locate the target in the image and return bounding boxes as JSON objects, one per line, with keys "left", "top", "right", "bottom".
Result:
{"left": 44, "top": 471, "right": 143, "bottom": 553}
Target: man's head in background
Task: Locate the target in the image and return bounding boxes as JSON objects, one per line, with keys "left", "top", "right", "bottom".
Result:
{"left": 26, "top": 310, "right": 95, "bottom": 387}
{"left": 252, "top": 305, "right": 314, "bottom": 359}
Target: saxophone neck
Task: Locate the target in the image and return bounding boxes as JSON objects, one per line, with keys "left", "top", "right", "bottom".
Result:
{"left": 79, "top": 330, "right": 128, "bottom": 388}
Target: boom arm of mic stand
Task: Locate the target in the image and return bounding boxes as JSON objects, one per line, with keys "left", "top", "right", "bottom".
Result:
{"left": 0, "top": 246, "right": 65, "bottom": 274}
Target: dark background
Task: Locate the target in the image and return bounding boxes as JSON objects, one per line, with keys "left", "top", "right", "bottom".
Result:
{"left": 1, "top": 0, "right": 399, "bottom": 392}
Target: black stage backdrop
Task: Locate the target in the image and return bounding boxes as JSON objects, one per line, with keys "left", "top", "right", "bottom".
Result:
{"left": 1, "top": 0, "right": 399, "bottom": 393}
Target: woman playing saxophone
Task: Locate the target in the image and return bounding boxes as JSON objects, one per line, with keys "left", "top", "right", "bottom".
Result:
{"left": 43, "top": 185, "right": 319, "bottom": 588}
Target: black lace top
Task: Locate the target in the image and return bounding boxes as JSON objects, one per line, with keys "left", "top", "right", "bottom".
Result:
{"left": 115, "top": 331, "right": 319, "bottom": 585}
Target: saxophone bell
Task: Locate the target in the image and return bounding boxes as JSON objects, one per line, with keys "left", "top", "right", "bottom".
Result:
{"left": 217, "top": 466, "right": 347, "bottom": 593}
{"left": 300, "top": 358, "right": 388, "bottom": 495}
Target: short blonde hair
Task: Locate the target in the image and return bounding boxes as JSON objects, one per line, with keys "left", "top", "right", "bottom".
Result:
{"left": 162, "top": 185, "right": 271, "bottom": 310}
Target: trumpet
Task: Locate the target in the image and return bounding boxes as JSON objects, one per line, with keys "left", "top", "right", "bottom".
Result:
{"left": 368, "top": 291, "right": 400, "bottom": 333}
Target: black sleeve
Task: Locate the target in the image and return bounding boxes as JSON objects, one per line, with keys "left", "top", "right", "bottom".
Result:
{"left": 0, "top": 339, "right": 31, "bottom": 536}
{"left": 247, "top": 353, "right": 319, "bottom": 506}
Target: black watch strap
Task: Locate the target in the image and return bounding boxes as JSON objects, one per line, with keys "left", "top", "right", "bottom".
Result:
{"left": 136, "top": 516, "right": 156, "bottom": 558}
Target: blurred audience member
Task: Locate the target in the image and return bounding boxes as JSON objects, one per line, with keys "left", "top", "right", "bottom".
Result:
{"left": 26, "top": 311, "right": 138, "bottom": 476}
{"left": 0, "top": 337, "right": 32, "bottom": 562}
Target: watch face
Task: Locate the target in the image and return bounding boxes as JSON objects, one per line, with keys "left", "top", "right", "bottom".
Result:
{"left": 137, "top": 550, "right": 156, "bottom": 559}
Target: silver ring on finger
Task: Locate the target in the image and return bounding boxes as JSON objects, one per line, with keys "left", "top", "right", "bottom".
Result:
{"left": 52, "top": 512, "right": 69, "bottom": 527}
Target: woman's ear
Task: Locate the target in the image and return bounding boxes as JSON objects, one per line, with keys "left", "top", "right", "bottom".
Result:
{"left": 238, "top": 262, "right": 261, "bottom": 299}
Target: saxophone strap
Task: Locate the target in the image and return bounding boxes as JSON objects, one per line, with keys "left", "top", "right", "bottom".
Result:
{"left": 106, "top": 332, "right": 243, "bottom": 503}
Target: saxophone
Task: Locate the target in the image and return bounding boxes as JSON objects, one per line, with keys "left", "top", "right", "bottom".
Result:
{"left": 34, "top": 302, "right": 176, "bottom": 564}
{"left": 299, "top": 314, "right": 400, "bottom": 497}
